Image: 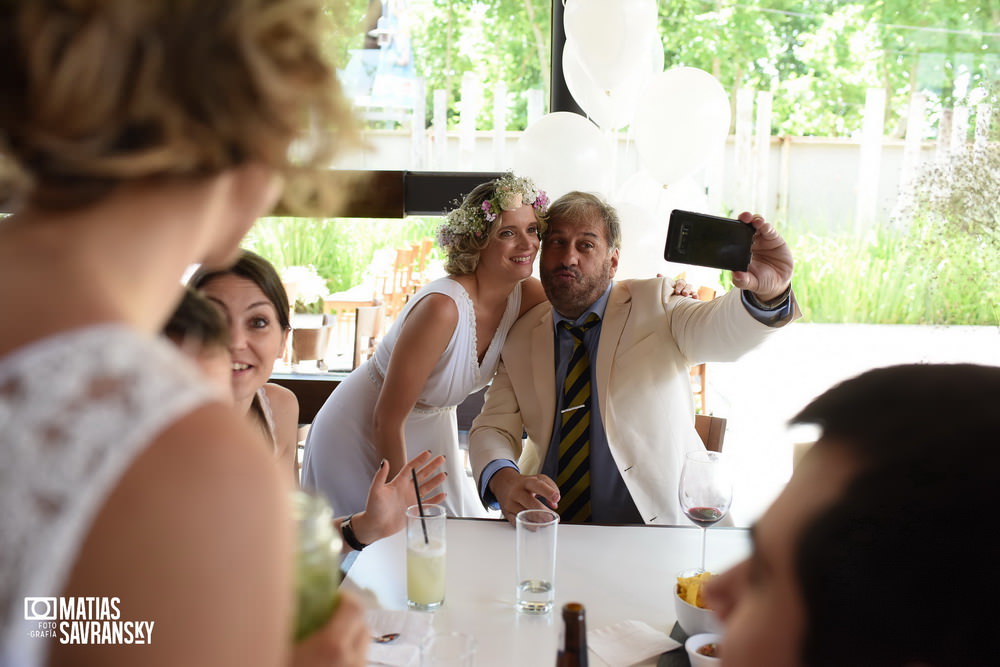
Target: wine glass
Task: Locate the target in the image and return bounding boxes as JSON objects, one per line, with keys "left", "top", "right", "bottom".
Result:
{"left": 678, "top": 450, "right": 733, "bottom": 573}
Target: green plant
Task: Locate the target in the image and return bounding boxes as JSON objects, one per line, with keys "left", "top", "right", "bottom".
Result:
{"left": 786, "top": 213, "right": 1000, "bottom": 325}
{"left": 243, "top": 216, "right": 441, "bottom": 294}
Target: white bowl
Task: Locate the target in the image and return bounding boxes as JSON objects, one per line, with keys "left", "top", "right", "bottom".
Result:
{"left": 685, "top": 632, "right": 722, "bottom": 666}
{"left": 673, "top": 571, "right": 723, "bottom": 637}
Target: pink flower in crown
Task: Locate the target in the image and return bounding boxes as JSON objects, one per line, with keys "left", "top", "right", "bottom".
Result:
{"left": 533, "top": 190, "right": 549, "bottom": 211}
{"left": 481, "top": 200, "right": 497, "bottom": 223}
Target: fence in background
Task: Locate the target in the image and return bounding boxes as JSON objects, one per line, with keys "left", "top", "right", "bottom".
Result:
{"left": 342, "top": 80, "right": 995, "bottom": 233}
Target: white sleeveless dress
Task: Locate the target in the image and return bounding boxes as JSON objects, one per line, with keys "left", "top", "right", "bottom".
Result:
{"left": 0, "top": 326, "right": 217, "bottom": 667}
{"left": 302, "top": 277, "right": 522, "bottom": 518}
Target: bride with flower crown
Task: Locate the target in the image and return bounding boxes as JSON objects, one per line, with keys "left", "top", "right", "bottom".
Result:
{"left": 302, "top": 174, "right": 550, "bottom": 518}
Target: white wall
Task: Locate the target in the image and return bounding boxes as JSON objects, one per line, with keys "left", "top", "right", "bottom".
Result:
{"left": 333, "top": 130, "right": 942, "bottom": 233}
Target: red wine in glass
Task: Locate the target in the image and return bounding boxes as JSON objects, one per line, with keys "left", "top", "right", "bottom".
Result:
{"left": 684, "top": 506, "right": 726, "bottom": 528}
{"left": 679, "top": 451, "right": 733, "bottom": 572}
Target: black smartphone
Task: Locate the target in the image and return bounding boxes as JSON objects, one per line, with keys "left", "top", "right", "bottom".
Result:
{"left": 664, "top": 209, "right": 755, "bottom": 272}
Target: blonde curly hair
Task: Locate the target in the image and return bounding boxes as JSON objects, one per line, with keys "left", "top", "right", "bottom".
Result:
{"left": 0, "top": 0, "right": 360, "bottom": 213}
{"left": 439, "top": 174, "right": 549, "bottom": 275}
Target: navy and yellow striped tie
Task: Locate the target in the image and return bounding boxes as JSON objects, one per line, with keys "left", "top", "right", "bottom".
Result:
{"left": 556, "top": 314, "right": 600, "bottom": 524}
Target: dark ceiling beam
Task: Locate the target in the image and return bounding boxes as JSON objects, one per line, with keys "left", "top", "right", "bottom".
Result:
{"left": 336, "top": 170, "right": 506, "bottom": 218}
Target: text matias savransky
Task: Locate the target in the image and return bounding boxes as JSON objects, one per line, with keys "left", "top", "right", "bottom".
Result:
{"left": 24, "top": 596, "right": 155, "bottom": 645}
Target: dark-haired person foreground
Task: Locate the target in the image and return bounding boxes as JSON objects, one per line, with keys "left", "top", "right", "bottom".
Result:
{"left": 706, "top": 363, "right": 1000, "bottom": 667}
{"left": 0, "top": 1, "right": 370, "bottom": 665}
{"left": 163, "top": 286, "right": 234, "bottom": 399}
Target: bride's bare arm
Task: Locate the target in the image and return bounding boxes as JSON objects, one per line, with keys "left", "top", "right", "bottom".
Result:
{"left": 372, "top": 294, "right": 458, "bottom": 476}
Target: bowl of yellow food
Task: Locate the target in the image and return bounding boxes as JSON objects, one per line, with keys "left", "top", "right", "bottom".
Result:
{"left": 674, "top": 569, "right": 723, "bottom": 637}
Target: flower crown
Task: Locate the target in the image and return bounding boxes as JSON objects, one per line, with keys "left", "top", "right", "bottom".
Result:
{"left": 437, "top": 173, "right": 549, "bottom": 249}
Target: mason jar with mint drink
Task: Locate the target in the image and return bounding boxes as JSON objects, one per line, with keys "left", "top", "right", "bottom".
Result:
{"left": 291, "top": 489, "right": 342, "bottom": 641}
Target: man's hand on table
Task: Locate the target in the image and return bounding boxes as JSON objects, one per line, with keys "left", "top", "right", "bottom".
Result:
{"left": 489, "top": 467, "right": 560, "bottom": 525}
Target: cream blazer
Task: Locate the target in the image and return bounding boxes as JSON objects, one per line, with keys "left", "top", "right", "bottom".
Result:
{"left": 468, "top": 277, "right": 799, "bottom": 525}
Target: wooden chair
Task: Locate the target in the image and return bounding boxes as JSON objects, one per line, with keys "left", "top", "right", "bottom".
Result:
{"left": 324, "top": 290, "right": 377, "bottom": 358}
{"left": 383, "top": 246, "right": 415, "bottom": 322}
{"left": 695, "top": 414, "right": 727, "bottom": 452}
{"left": 410, "top": 237, "right": 435, "bottom": 290}
{"left": 352, "top": 304, "right": 385, "bottom": 369}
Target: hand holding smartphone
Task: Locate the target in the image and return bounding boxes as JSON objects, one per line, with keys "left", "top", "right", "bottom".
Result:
{"left": 664, "top": 209, "right": 755, "bottom": 272}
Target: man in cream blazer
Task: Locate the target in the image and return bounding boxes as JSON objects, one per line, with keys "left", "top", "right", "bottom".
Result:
{"left": 469, "top": 192, "right": 799, "bottom": 525}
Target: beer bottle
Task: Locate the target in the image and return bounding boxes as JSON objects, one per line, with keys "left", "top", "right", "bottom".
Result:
{"left": 556, "top": 602, "right": 587, "bottom": 667}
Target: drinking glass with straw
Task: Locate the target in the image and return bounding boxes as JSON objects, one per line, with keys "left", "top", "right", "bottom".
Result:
{"left": 412, "top": 469, "right": 429, "bottom": 544}
{"left": 406, "top": 472, "right": 447, "bottom": 610}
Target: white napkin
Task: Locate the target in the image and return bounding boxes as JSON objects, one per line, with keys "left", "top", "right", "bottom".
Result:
{"left": 366, "top": 609, "right": 434, "bottom": 667}
{"left": 588, "top": 619, "right": 682, "bottom": 667}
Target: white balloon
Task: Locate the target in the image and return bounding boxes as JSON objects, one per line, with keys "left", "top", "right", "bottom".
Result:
{"left": 563, "top": 33, "right": 663, "bottom": 130}
{"left": 614, "top": 170, "right": 706, "bottom": 218}
{"left": 614, "top": 174, "right": 725, "bottom": 287}
{"left": 564, "top": 0, "right": 658, "bottom": 94}
{"left": 613, "top": 201, "right": 669, "bottom": 280}
{"left": 632, "top": 67, "right": 731, "bottom": 186}
{"left": 562, "top": 43, "right": 622, "bottom": 130}
{"left": 514, "top": 112, "right": 611, "bottom": 199}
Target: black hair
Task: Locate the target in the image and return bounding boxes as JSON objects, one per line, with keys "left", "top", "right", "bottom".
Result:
{"left": 189, "top": 249, "right": 291, "bottom": 332}
{"left": 163, "top": 286, "right": 229, "bottom": 351}
{"left": 790, "top": 363, "right": 1000, "bottom": 667}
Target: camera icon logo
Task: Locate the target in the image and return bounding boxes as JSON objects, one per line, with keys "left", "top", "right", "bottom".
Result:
{"left": 24, "top": 597, "right": 57, "bottom": 621}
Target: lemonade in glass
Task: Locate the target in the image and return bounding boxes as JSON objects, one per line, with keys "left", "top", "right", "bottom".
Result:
{"left": 406, "top": 504, "right": 447, "bottom": 610}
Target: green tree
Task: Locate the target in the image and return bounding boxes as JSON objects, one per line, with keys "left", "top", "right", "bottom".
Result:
{"left": 409, "top": 0, "right": 550, "bottom": 129}
{"left": 350, "top": 0, "right": 998, "bottom": 138}
{"left": 860, "top": 0, "right": 999, "bottom": 140}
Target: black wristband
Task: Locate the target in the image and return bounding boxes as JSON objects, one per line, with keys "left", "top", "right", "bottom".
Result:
{"left": 341, "top": 514, "right": 368, "bottom": 551}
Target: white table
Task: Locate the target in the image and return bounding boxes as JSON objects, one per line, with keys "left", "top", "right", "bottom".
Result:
{"left": 343, "top": 518, "right": 749, "bottom": 666}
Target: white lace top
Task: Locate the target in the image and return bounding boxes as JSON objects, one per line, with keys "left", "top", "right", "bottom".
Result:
{"left": 0, "top": 325, "right": 217, "bottom": 666}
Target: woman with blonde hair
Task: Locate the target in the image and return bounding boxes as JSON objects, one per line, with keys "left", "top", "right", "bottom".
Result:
{"left": 0, "top": 1, "right": 371, "bottom": 665}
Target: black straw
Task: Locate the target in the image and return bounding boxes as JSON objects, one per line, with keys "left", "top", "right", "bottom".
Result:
{"left": 411, "top": 468, "right": 429, "bottom": 544}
